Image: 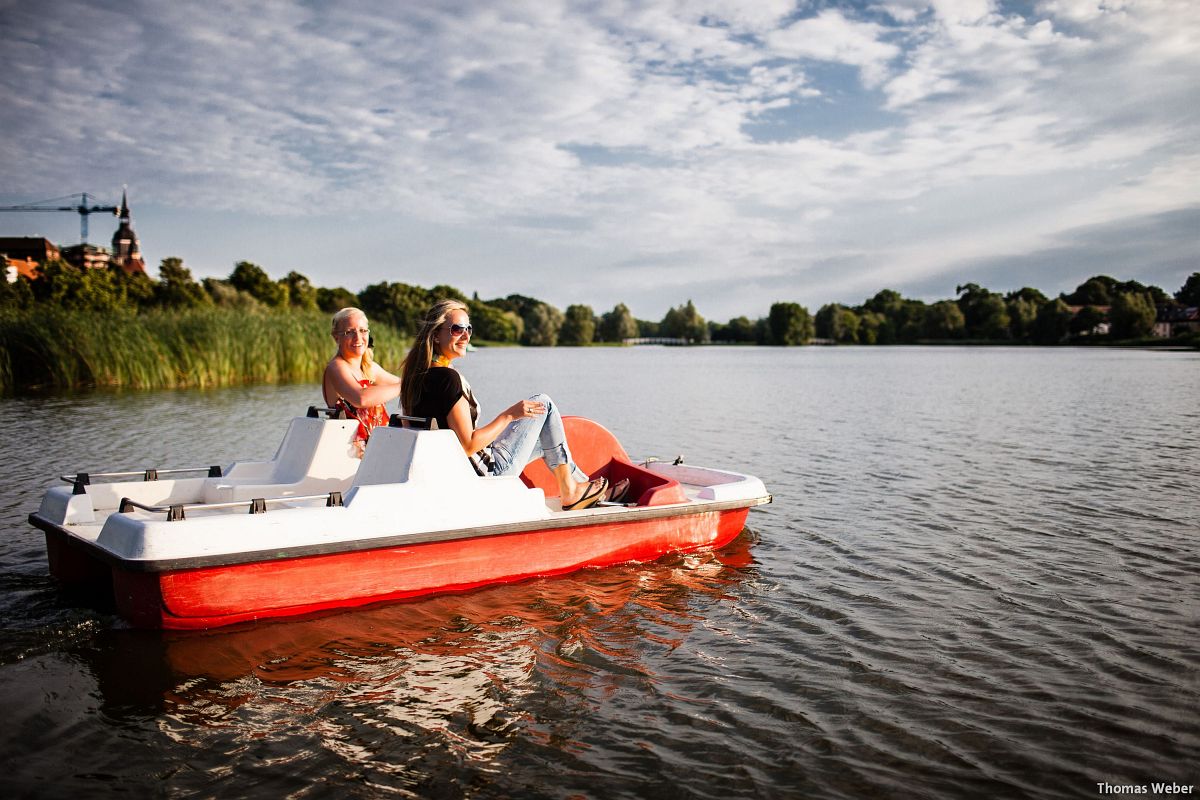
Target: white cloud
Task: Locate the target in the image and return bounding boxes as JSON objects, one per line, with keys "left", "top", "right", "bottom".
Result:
{"left": 1, "top": 0, "right": 1198, "bottom": 318}
{"left": 930, "top": 0, "right": 994, "bottom": 24}
{"left": 765, "top": 10, "right": 902, "bottom": 87}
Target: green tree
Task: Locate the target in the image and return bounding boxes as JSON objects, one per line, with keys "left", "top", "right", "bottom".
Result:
{"left": 1109, "top": 292, "right": 1156, "bottom": 339}
{"left": 896, "top": 300, "right": 928, "bottom": 342}
{"left": 1069, "top": 305, "right": 1107, "bottom": 336}
{"left": 359, "top": 281, "right": 430, "bottom": 333}
{"left": 924, "top": 300, "right": 966, "bottom": 339}
{"left": 956, "top": 283, "right": 1008, "bottom": 338}
{"left": 316, "top": 286, "right": 360, "bottom": 314}
{"left": 203, "top": 278, "right": 262, "bottom": 309}
{"left": 859, "top": 289, "right": 918, "bottom": 342}
{"left": 862, "top": 289, "right": 903, "bottom": 317}
{"left": 816, "top": 303, "right": 862, "bottom": 342}
{"left": 709, "top": 315, "right": 757, "bottom": 343}
{"left": 467, "top": 299, "right": 522, "bottom": 343}
{"left": 559, "top": 304, "right": 596, "bottom": 346}
{"left": 1006, "top": 296, "right": 1039, "bottom": 341}
{"left": 429, "top": 284, "right": 470, "bottom": 305}
{"left": 727, "top": 315, "right": 758, "bottom": 343}
{"left": 1175, "top": 272, "right": 1200, "bottom": 306}
{"left": 836, "top": 308, "right": 861, "bottom": 343}
{"left": 598, "top": 303, "right": 638, "bottom": 342}
{"left": 767, "top": 302, "right": 812, "bottom": 346}
{"left": 660, "top": 300, "right": 707, "bottom": 342}
{"left": 155, "top": 257, "right": 211, "bottom": 308}
{"left": 1005, "top": 287, "right": 1048, "bottom": 305}
{"left": 857, "top": 311, "right": 886, "bottom": 344}
{"left": 1033, "top": 299, "right": 1072, "bottom": 344}
{"left": 114, "top": 267, "right": 156, "bottom": 309}
{"left": 229, "top": 261, "right": 287, "bottom": 307}
{"left": 1113, "top": 279, "right": 1169, "bottom": 304}
{"left": 1062, "top": 277, "right": 1113, "bottom": 306}
{"left": 977, "top": 295, "right": 1011, "bottom": 339}
{"left": 281, "top": 271, "right": 318, "bottom": 311}
{"left": 0, "top": 275, "right": 35, "bottom": 308}
{"left": 521, "top": 302, "right": 564, "bottom": 346}
{"left": 637, "top": 318, "right": 660, "bottom": 338}
{"left": 814, "top": 304, "right": 842, "bottom": 340}
{"left": 30, "top": 259, "right": 129, "bottom": 312}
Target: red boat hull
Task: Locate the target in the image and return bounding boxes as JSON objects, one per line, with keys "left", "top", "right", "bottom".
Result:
{"left": 48, "top": 506, "right": 750, "bottom": 629}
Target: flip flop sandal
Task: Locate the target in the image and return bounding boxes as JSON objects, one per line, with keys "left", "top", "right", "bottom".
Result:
{"left": 563, "top": 477, "right": 608, "bottom": 511}
{"left": 604, "top": 478, "right": 631, "bottom": 504}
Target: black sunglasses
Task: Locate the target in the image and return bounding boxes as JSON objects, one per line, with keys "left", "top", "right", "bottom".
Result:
{"left": 449, "top": 323, "right": 473, "bottom": 336}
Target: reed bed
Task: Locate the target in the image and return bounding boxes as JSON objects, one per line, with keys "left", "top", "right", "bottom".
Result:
{"left": 0, "top": 308, "right": 408, "bottom": 394}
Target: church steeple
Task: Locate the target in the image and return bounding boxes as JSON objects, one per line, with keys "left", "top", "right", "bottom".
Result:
{"left": 110, "top": 188, "right": 146, "bottom": 275}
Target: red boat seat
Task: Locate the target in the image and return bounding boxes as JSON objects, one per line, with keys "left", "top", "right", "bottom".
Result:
{"left": 520, "top": 417, "right": 686, "bottom": 507}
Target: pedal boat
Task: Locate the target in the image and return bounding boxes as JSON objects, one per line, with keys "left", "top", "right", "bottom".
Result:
{"left": 29, "top": 410, "right": 771, "bottom": 630}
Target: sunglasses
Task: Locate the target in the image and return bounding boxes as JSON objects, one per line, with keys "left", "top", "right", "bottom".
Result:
{"left": 449, "top": 323, "right": 473, "bottom": 336}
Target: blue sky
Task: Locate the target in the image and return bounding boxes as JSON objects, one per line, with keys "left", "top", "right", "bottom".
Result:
{"left": 1, "top": 0, "right": 1197, "bottom": 321}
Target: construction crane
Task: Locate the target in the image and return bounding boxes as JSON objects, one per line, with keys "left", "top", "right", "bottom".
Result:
{"left": 0, "top": 192, "right": 119, "bottom": 244}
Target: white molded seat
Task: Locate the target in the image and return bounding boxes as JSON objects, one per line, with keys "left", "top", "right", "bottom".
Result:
{"left": 203, "top": 417, "right": 362, "bottom": 502}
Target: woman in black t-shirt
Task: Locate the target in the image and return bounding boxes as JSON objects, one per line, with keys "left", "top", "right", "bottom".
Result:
{"left": 399, "top": 300, "right": 608, "bottom": 511}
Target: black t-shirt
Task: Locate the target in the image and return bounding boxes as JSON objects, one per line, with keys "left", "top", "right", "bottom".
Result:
{"left": 410, "top": 367, "right": 464, "bottom": 431}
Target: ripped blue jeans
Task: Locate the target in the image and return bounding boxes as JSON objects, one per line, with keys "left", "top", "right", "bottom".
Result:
{"left": 485, "top": 393, "right": 589, "bottom": 482}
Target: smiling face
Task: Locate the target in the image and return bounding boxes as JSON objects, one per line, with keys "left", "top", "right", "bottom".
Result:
{"left": 333, "top": 310, "right": 370, "bottom": 362}
{"left": 437, "top": 308, "right": 472, "bottom": 362}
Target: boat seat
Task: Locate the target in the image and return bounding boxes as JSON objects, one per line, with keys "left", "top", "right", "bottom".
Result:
{"left": 202, "top": 416, "right": 362, "bottom": 502}
{"left": 520, "top": 417, "right": 686, "bottom": 507}
{"left": 353, "top": 425, "right": 476, "bottom": 486}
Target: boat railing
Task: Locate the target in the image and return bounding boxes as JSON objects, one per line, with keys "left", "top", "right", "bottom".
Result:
{"left": 117, "top": 490, "right": 345, "bottom": 522}
{"left": 61, "top": 466, "right": 224, "bottom": 495}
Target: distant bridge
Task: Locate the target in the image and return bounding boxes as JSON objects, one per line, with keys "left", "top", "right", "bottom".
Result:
{"left": 622, "top": 337, "right": 695, "bottom": 346}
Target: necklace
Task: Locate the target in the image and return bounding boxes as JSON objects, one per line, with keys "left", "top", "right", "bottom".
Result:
{"left": 432, "top": 355, "right": 452, "bottom": 368}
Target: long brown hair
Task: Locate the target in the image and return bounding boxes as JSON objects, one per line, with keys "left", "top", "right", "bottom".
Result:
{"left": 400, "top": 299, "right": 468, "bottom": 413}
{"left": 331, "top": 307, "right": 375, "bottom": 381}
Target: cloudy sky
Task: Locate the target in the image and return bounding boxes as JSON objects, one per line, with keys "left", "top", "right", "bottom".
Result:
{"left": 1, "top": 0, "right": 1197, "bottom": 320}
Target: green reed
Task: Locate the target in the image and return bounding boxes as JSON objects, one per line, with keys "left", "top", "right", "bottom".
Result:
{"left": 0, "top": 308, "right": 408, "bottom": 394}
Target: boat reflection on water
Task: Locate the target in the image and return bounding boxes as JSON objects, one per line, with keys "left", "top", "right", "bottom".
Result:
{"left": 78, "top": 530, "right": 758, "bottom": 778}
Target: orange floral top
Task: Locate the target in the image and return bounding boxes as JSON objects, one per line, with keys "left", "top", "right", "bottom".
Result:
{"left": 336, "top": 379, "right": 389, "bottom": 458}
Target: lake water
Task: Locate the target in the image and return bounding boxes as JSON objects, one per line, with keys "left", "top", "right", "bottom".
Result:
{"left": 0, "top": 346, "right": 1197, "bottom": 799}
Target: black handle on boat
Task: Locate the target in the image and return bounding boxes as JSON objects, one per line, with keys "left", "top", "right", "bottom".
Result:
{"left": 389, "top": 413, "right": 438, "bottom": 430}
{"left": 62, "top": 465, "right": 225, "bottom": 487}
{"left": 116, "top": 491, "right": 349, "bottom": 521}
{"left": 307, "top": 405, "right": 348, "bottom": 420}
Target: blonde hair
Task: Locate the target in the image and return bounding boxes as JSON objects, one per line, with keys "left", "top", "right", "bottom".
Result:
{"left": 400, "top": 299, "right": 469, "bottom": 413}
{"left": 331, "top": 307, "right": 375, "bottom": 381}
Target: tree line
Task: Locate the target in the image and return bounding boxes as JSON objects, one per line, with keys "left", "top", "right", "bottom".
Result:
{"left": 2, "top": 254, "right": 1198, "bottom": 346}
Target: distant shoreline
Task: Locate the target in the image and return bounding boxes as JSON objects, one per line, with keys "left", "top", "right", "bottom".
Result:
{"left": 1, "top": 308, "right": 1193, "bottom": 397}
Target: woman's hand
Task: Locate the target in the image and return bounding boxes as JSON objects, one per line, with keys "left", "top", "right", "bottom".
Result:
{"left": 505, "top": 398, "right": 546, "bottom": 419}
{"left": 450, "top": 396, "right": 545, "bottom": 456}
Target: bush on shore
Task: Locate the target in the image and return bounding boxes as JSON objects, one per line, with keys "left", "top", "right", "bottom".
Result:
{"left": 0, "top": 307, "right": 407, "bottom": 394}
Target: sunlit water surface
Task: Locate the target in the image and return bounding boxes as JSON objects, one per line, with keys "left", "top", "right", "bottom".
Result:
{"left": 1, "top": 346, "right": 1197, "bottom": 799}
